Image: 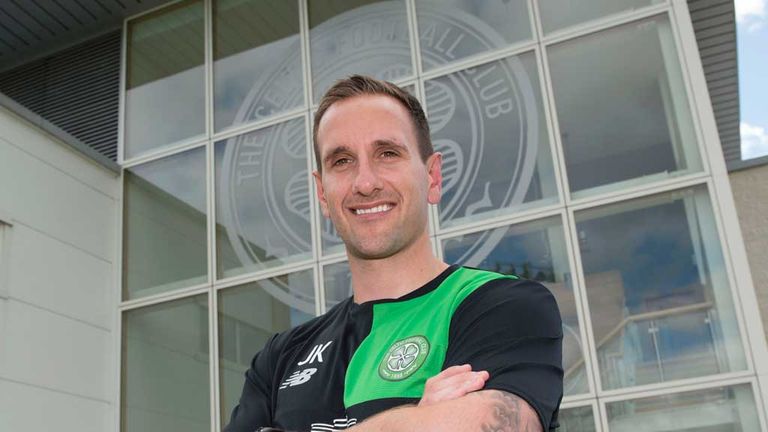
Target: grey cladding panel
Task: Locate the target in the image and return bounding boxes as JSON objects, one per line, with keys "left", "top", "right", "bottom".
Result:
{"left": 0, "top": 31, "right": 121, "bottom": 161}
{"left": 688, "top": 0, "right": 741, "bottom": 165}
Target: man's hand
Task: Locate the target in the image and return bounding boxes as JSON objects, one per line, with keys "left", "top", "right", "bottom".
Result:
{"left": 418, "top": 364, "right": 489, "bottom": 407}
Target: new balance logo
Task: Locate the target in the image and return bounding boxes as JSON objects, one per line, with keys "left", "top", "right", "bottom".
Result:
{"left": 279, "top": 368, "right": 317, "bottom": 389}
{"left": 298, "top": 341, "right": 333, "bottom": 366}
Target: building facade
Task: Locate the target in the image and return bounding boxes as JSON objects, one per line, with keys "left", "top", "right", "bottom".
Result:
{"left": 0, "top": 97, "right": 120, "bottom": 431}
{"left": 0, "top": 0, "right": 767, "bottom": 431}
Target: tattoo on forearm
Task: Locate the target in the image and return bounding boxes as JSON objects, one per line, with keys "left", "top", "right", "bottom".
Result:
{"left": 479, "top": 391, "right": 543, "bottom": 432}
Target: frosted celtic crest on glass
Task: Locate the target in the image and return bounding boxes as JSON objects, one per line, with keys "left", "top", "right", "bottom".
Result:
{"left": 217, "top": 1, "right": 556, "bottom": 308}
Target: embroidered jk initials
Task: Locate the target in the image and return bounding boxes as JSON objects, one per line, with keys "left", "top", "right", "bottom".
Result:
{"left": 297, "top": 341, "right": 333, "bottom": 366}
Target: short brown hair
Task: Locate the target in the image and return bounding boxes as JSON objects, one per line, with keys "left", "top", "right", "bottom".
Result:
{"left": 312, "top": 75, "right": 433, "bottom": 171}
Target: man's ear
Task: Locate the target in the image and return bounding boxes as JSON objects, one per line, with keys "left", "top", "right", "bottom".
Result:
{"left": 313, "top": 170, "right": 330, "bottom": 218}
{"left": 426, "top": 152, "right": 442, "bottom": 205}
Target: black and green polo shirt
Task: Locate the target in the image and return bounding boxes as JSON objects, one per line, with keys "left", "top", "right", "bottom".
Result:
{"left": 224, "top": 265, "right": 563, "bottom": 432}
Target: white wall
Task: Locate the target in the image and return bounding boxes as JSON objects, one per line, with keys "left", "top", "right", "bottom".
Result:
{"left": 0, "top": 104, "right": 118, "bottom": 432}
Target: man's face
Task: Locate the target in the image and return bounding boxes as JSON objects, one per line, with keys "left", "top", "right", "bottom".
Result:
{"left": 313, "top": 94, "right": 442, "bottom": 260}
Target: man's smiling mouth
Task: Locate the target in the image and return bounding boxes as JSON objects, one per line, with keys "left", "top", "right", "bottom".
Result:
{"left": 353, "top": 204, "right": 394, "bottom": 215}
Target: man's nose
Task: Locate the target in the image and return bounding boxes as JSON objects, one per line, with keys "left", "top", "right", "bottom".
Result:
{"left": 352, "top": 159, "right": 383, "bottom": 195}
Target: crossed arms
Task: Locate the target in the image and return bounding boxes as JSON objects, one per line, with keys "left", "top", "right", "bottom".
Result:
{"left": 347, "top": 365, "right": 544, "bottom": 432}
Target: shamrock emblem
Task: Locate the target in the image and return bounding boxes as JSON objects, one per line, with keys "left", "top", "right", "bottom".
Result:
{"left": 387, "top": 342, "right": 421, "bottom": 372}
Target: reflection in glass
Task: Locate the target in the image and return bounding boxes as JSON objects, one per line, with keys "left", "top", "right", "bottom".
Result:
{"left": 576, "top": 187, "right": 746, "bottom": 390}
{"left": 607, "top": 384, "right": 760, "bottom": 431}
{"left": 125, "top": 0, "right": 205, "bottom": 159}
{"left": 538, "top": 0, "right": 656, "bottom": 34}
{"left": 442, "top": 217, "right": 588, "bottom": 395}
{"left": 215, "top": 118, "right": 312, "bottom": 279}
{"left": 324, "top": 261, "right": 352, "bottom": 309}
{"left": 219, "top": 270, "right": 315, "bottom": 426}
{"left": 213, "top": 0, "right": 303, "bottom": 131}
{"left": 320, "top": 204, "right": 345, "bottom": 256}
{"left": 425, "top": 53, "right": 558, "bottom": 227}
{"left": 416, "top": 0, "right": 532, "bottom": 70}
{"left": 559, "top": 406, "right": 596, "bottom": 432}
{"left": 123, "top": 148, "right": 207, "bottom": 300}
{"left": 548, "top": 16, "right": 701, "bottom": 197}
{"left": 122, "top": 295, "right": 210, "bottom": 432}
{"left": 309, "top": 0, "right": 412, "bottom": 102}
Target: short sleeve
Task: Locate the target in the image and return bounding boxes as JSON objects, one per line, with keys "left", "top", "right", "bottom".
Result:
{"left": 223, "top": 334, "right": 279, "bottom": 432}
{"left": 443, "top": 278, "right": 563, "bottom": 430}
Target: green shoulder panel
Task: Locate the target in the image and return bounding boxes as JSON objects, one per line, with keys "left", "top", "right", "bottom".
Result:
{"left": 343, "top": 267, "right": 517, "bottom": 408}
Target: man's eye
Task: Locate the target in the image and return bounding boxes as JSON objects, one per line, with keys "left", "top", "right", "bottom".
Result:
{"left": 381, "top": 150, "right": 398, "bottom": 158}
{"left": 333, "top": 158, "right": 351, "bottom": 166}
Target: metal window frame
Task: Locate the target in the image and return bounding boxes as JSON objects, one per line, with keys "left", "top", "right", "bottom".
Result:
{"left": 670, "top": 0, "right": 768, "bottom": 421}
{"left": 114, "top": 164, "right": 124, "bottom": 432}
{"left": 559, "top": 398, "right": 602, "bottom": 432}
{"left": 119, "top": 0, "right": 207, "bottom": 166}
{"left": 565, "top": 177, "right": 758, "bottom": 392}
{"left": 114, "top": 0, "right": 768, "bottom": 430}
{"left": 599, "top": 376, "right": 767, "bottom": 431}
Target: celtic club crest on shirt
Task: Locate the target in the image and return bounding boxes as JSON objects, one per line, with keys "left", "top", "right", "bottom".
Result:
{"left": 379, "top": 335, "right": 431, "bottom": 381}
{"left": 218, "top": 2, "right": 539, "bottom": 313}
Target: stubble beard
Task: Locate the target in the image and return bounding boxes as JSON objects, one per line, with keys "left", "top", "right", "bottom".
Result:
{"left": 335, "top": 213, "right": 429, "bottom": 261}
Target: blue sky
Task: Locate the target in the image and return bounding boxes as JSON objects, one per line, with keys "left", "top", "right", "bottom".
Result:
{"left": 736, "top": 0, "right": 768, "bottom": 159}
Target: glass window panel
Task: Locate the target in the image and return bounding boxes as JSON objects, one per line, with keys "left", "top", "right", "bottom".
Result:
{"left": 126, "top": 0, "right": 206, "bottom": 159}
{"left": 324, "top": 261, "right": 352, "bottom": 309}
{"left": 416, "top": 0, "right": 532, "bottom": 71}
{"left": 122, "top": 295, "right": 210, "bottom": 432}
{"left": 320, "top": 218, "right": 346, "bottom": 255}
{"left": 309, "top": 0, "right": 412, "bottom": 102}
{"left": 425, "top": 53, "right": 558, "bottom": 228}
{"left": 213, "top": 0, "right": 304, "bottom": 132}
{"left": 442, "top": 217, "right": 588, "bottom": 396}
{"left": 548, "top": 15, "right": 701, "bottom": 197}
{"left": 218, "top": 270, "right": 315, "bottom": 426}
{"left": 538, "top": 0, "right": 659, "bottom": 35}
{"left": 318, "top": 177, "right": 345, "bottom": 255}
{"left": 215, "top": 118, "right": 313, "bottom": 279}
{"left": 559, "top": 406, "right": 597, "bottom": 432}
{"left": 123, "top": 148, "right": 207, "bottom": 300}
{"left": 576, "top": 186, "right": 747, "bottom": 390}
{"left": 607, "top": 384, "right": 761, "bottom": 432}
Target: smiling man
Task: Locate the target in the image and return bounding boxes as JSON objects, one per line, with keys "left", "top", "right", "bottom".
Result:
{"left": 224, "top": 75, "right": 563, "bottom": 432}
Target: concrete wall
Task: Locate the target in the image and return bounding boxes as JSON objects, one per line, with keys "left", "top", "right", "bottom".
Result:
{"left": 729, "top": 163, "right": 768, "bottom": 344}
{"left": 0, "top": 104, "right": 119, "bottom": 431}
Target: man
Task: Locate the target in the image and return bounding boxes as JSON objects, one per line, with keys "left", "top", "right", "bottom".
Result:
{"left": 225, "top": 75, "right": 563, "bottom": 432}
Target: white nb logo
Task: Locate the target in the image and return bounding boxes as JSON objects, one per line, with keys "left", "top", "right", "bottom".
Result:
{"left": 279, "top": 368, "right": 317, "bottom": 389}
{"left": 297, "top": 341, "right": 333, "bottom": 366}
{"left": 311, "top": 416, "right": 358, "bottom": 431}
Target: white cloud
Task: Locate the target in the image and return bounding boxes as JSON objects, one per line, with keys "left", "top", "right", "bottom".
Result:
{"left": 736, "top": 0, "right": 766, "bottom": 31}
{"left": 741, "top": 122, "right": 768, "bottom": 159}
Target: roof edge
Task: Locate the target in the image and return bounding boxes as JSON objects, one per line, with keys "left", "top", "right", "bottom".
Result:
{"left": 0, "top": 91, "right": 120, "bottom": 174}
{"left": 727, "top": 154, "right": 768, "bottom": 172}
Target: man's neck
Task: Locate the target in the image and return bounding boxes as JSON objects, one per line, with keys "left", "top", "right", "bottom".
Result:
{"left": 348, "top": 236, "right": 449, "bottom": 304}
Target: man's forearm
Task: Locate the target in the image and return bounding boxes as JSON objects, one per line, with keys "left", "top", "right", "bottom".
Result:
{"left": 348, "top": 390, "right": 543, "bottom": 432}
